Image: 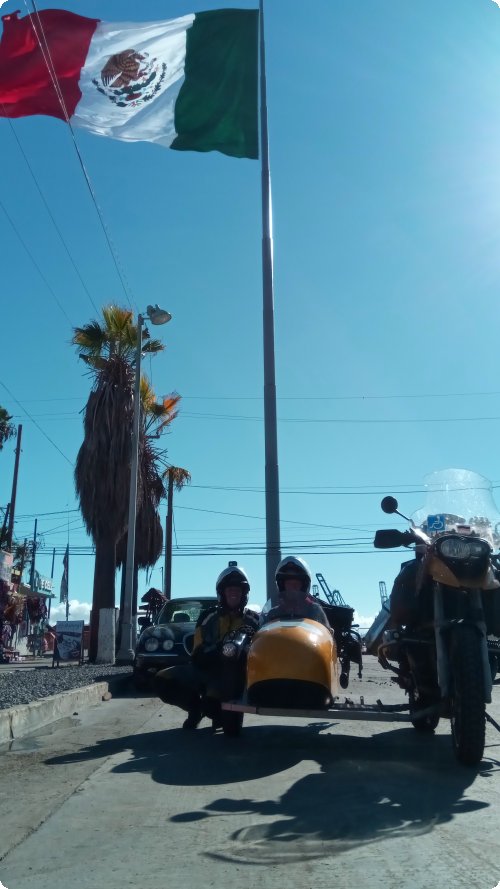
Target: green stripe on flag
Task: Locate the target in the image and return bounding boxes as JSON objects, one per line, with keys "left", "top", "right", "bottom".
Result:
{"left": 171, "top": 9, "right": 258, "bottom": 159}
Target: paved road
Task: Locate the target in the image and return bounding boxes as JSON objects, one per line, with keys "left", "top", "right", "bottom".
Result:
{"left": 1, "top": 658, "right": 499, "bottom": 889}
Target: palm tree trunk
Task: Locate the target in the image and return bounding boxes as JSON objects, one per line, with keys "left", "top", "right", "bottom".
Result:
{"left": 89, "top": 535, "right": 116, "bottom": 663}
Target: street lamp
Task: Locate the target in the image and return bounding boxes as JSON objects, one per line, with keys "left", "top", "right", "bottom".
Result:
{"left": 116, "top": 305, "right": 172, "bottom": 665}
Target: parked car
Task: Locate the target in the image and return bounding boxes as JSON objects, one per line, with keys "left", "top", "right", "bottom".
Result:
{"left": 133, "top": 596, "right": 218, "bottom": 689}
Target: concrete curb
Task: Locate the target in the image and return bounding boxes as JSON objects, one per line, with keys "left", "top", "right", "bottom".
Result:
{"left": 0, "top": 675, "right": 132, "bottom": 744}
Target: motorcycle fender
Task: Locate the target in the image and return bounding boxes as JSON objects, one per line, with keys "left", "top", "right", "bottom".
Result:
{"left": 426, "top": 557, "right": 500, "bottom": 590}
{"left": 426, "top": 555, "right": 461, "bottom": 587}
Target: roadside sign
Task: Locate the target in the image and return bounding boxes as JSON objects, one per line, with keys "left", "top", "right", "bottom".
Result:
{"left": 54, "top": 621, "right": 84, "bottom": 663}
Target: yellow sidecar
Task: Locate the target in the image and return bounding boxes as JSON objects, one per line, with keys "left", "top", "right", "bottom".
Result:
{"left": 246, "top": 618, "right": 339, "bottom": 709}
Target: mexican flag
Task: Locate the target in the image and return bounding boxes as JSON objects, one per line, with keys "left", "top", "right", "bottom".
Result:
{"left": 0, "top": 7, "right": 258, "bottom": 159}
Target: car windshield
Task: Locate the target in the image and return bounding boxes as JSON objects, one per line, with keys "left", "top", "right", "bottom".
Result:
{"left": 411, "top": 469, "right": 500, "bottom": 548}
{"left": 156, "top": 600, "right": 214, "bottom": 625}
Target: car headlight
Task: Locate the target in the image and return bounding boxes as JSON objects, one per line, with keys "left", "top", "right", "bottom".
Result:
{"left": 162, "top": 639, "right": 174, "bottom": 651}
{"left": 144, "top": 637, "right": 159, "bottom": 653}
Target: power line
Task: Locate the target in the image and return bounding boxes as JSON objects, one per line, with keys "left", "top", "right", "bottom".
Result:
{"left": 9, "top": 387, "right": 500, "bottom": 405}
{"left": 179, "top": 412, "right": 500, "bottom": 425}
{"left": 15, "top": 509, "right": 79, "bottom": 519}
{"left": 21, "top": 0, "right": 135, "bottom": 310}
{"left": 4, "top": 117, "right": 100, "bottom": 314}
{"left": 175, "top": 504, "right": 366, "bottom": 531}
{"left": 10, "top": 408, "right": 500, "bottom": 426}
{"left": 0, "top": 192, "right": 73, "bottom": 324}
{"left": 0, "top": 379, "right": 73, "bottom": 466}
{"left": 181, "top": 390, "right": 500, "bottom": 401}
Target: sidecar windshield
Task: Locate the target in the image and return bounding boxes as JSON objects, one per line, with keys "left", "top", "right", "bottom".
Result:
{"left": 411, "top": 469, "right": 500, "bottom": 548}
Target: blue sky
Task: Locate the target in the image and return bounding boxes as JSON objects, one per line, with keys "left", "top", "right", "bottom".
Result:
{"left": 2, "top": 0, "right": 500, "bottom": 627}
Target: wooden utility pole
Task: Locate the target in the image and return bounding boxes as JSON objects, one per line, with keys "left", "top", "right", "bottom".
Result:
{"left": 6, "top": 424, "right": 22, "bottom": 550}
{"left": 48, "top": 547, "right": 56, "bottom": 621}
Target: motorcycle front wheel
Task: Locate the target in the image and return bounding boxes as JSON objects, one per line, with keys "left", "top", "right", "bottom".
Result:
{"left": 450, "top": 625, "right": 486, "bottom": 766}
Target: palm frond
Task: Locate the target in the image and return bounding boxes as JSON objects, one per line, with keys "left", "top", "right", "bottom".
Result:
{"left": 165, "top": 465, "right": 191, "bottom": 491}
{"left": 72, "top": 321, "right": 107, "bottom": 357}
{"left": 142, "top": 338, "right": 164, "bottom": 355}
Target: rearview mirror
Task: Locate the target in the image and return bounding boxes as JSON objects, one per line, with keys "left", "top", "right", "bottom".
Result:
{"left": 374, "top": 529, "right": 407, "bottom": 549}
{"left": 381, "top": 496, "right": 398, "bottom": 514}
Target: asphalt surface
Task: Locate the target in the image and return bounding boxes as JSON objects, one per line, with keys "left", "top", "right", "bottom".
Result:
{"left": 0, "top": 657, "right": 499, "bottom": 889}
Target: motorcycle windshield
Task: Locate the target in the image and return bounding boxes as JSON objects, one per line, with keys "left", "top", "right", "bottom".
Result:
{"left": 411, "top": 468, "right": 500, "bottom": 549}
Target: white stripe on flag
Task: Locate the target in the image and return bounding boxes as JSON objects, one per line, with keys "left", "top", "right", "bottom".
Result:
{"left": 72, "top": 15, "right": 195, "bottom": 145}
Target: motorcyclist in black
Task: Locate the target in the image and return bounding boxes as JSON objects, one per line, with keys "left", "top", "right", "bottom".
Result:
{"left": 153, "top": 563, "right": 259, "bottom": 730}
{"left": 262, "top": 556, "right": 331, "bottom": 628}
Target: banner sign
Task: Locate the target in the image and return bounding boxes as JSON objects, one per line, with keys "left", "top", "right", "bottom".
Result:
{"left": 54, "top": 621, "right": 84, "bottom": 662}
{"left": 0, "top": 551, "right": 13, "bottom": 584}
{"left": 34, "top": 571, "right": 53, "bottom": 594}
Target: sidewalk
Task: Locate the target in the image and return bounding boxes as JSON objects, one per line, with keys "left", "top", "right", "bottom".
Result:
{"left": 0, "top": 667, "right": 133, "bottom": 744}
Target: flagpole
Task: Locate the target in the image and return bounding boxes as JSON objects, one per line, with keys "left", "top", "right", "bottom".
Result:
{"left": 259, "top": 0, "right": 281, "bottom": 601}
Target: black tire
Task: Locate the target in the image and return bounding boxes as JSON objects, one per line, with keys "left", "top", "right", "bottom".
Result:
{"left": 409, "top": 690, "right": 440, "bottom": 732}
{"left": 450, "top": 625, "right": 486, "bottom": 766}
{"left": 221, "top": 711, "right": 244, "bottom": 738}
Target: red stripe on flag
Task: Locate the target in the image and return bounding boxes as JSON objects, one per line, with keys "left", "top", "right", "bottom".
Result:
{"left": 0, "top": 9, "right": 99, "bottom": 120}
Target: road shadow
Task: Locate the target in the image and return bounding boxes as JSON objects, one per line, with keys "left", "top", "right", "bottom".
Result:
{"left": 46, "top": 712, "right": 499, "bottom": 863}
{"left": 171, "top": 723, "right": 498, "bottom": 864}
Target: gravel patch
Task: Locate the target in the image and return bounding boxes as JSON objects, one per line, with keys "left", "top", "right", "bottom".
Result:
{"left": 0, "top": 665, "right": 132, "bottom": 710}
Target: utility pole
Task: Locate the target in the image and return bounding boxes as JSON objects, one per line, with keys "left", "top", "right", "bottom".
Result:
{"left": 28, "top": 519, "right": 37, "bottom": 657}
{"left": 6, "top": 424, "right": 22, "bottom": 551}
{"left": 164, "top": 472, "right": 174, "bottom": 600}
{"left": 29, "top": 518, "right": 37, "bottom": 589}
{"left": 48, "top": 547, "right": 56, "bottom": 621}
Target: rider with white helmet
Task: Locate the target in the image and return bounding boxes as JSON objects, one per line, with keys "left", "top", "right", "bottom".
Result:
{"left": 261, "top": 556, "right": 331, "bottom": 628}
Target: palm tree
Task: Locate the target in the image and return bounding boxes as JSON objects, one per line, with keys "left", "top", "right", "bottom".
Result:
{"left": 164, "top": 465, "right": 191, "bottom": 599}
{"left": 73, "top": 305, "right": 164, "bottom": 662}
{"left": 0, "top": 407, "right": 16, "bottom": 451}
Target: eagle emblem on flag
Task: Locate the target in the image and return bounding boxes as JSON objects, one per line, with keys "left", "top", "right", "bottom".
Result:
{"left": 92, "top": 49, "right": 167, "bottom": 108}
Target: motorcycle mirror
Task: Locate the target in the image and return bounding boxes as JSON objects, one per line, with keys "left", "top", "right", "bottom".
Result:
{"left": 381, "top": 496, "right": 399, "bottom": 514}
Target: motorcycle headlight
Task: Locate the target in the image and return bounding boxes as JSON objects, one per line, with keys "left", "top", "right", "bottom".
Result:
{"left": 144, "top": 637, "right": 159, "bottom": 653}
{"left": 162, "top": 638, "right": 174, "bottom": 651}
{"left": 222, "top": 642, "right": 237, "bottom": 658}
{"left": 437, "top": 537, "right": 490, "bottom": 560}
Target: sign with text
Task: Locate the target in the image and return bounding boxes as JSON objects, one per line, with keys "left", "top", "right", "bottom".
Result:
{"left": 54, "top": 621, "right": 84, "bottom": 662}
{"left": 34, "top": 571, "right": 53, "bottom": 594}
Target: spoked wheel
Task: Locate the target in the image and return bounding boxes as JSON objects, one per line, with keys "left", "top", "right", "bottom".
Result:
{"left": 409, "top": 689, "right": 440, "bottom": 733}
{"left": 450, "top": 625, "right": 486, "bottom": 766}
{"left": 221, "top": 710, "right": 244, "bottom": 738}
